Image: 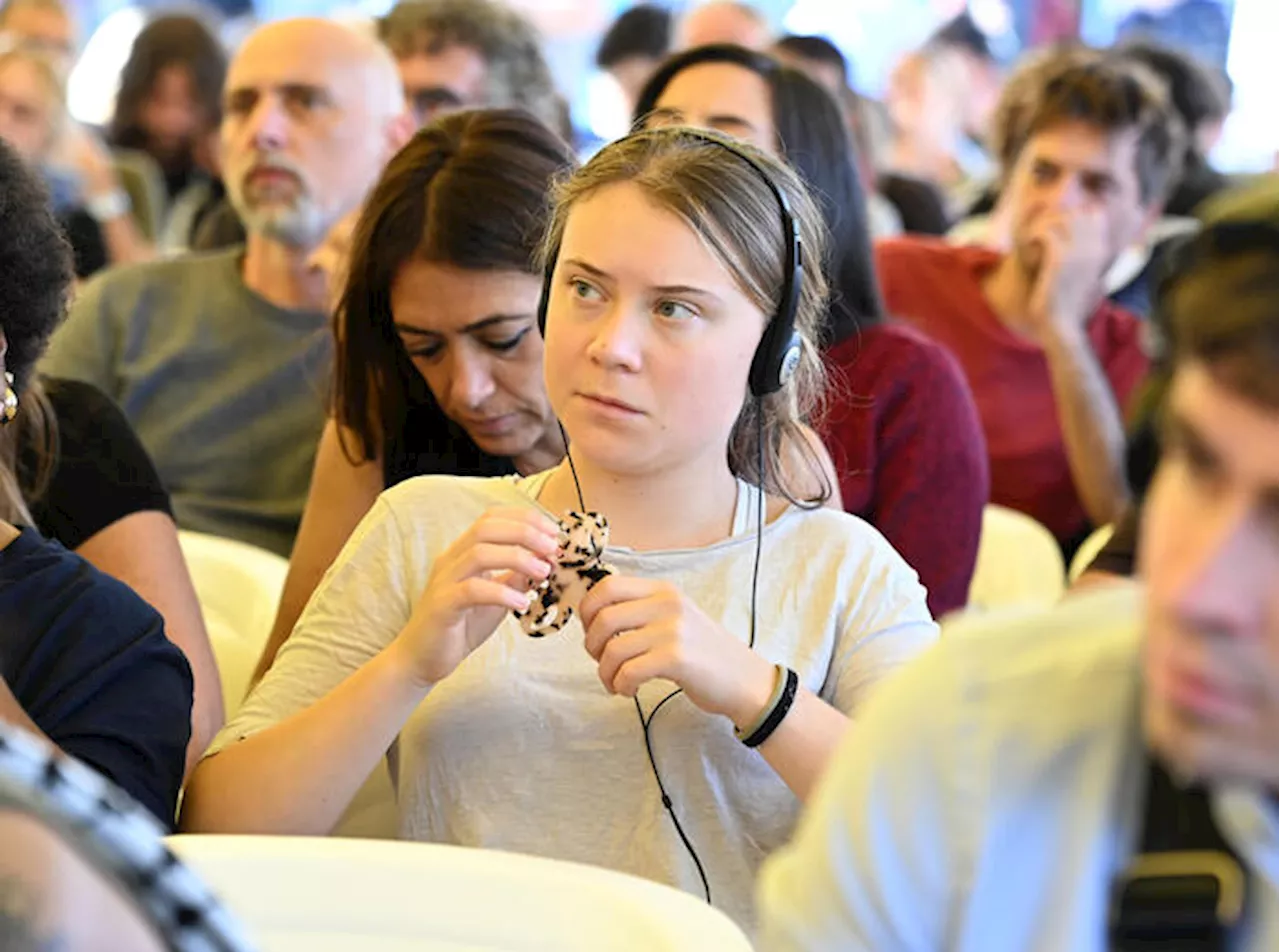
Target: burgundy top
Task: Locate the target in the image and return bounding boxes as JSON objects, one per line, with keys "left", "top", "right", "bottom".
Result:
{"left": 819, "top": 323, "right": 990, "bottom": 618}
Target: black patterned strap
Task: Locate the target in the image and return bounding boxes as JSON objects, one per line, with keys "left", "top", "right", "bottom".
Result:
{"left": 742, "top": 667, "right": 799, "bottom": 749}
{"left": 0, "top": 722, "right": 258, "bottom": 951}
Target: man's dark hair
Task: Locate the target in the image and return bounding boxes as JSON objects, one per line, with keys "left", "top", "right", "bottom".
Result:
{"left": 773, "top": 34, "right": 849, "bottom": 85}
{"left": 1161, "top": 179, "right": 1278, "bottom": 406}
{"left": 991, "top": 48, "right": 1186, "bottom": 205}
{"left": 633, "top": 43, "right": 883, "bottom": 344}
{"left": 595, "top": 3, "right": 671, "bottom": 69}
{"left": 928, "top": 12, "right": 993, "bottom": 62}
{"left": 1117, "top": 39, "right": 1231, "bottom": 154}
{"left": 108, "top": 15, "right": 226, "bottom": 157}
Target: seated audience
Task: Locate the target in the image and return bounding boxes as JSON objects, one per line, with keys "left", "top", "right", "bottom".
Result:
{"left": 0, "top": 49, "right": 149, "bottom": 276}
{"left": 253, "top": 110, "right": 576, "bottom": 680}
{"left": 42, "top": 18, "right": 408, "bottom": 557}
{"left": 107, "top": 14, "right": 226, "bottom": 209}
{"left": 884, "top": 44, "right": 984, "bottom": 215}
{"left": 0, "top": 138, "right": 192, "bottom": 826}
{"left": 637, "top": 44, "right": 989, "bottom": 616}
{"left": 757, "top": 178, "right": 1278, "bottom": 952}
{"left": 876, "top": 51, "right": 1182, "bottom": 552}
{"left": 0, "top": 0, "right": 75, "bottom": 75}
{"left": 183, "top": 128, "right": 937, "bottom": 934}
{"left": 1118, "top": 38, "right": 1232, "bottom": 217}
{"left": 378, "top": 0, "right": 562, "bottom": 132}
{"left": 0, "top": 722, "right": 255, "bottom": 952}
{"left": 770, "top": 34, "right": 905, "bottom": 238}
{"left": 595, "top": 3, "right": 672, "bottom": 121}
{"left": 675, "top": 0, "right": 771, "bottom": 50}
{"left": 252, "top": 108, "right": 842, "bottom": 682}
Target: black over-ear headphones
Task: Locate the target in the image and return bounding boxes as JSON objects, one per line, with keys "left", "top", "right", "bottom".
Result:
{"left": 537, "top": 127, "right": 804, "bottom": 398}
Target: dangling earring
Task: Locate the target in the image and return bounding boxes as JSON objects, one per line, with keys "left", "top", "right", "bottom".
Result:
{"left": 1, "top": 373, "right": 18, "bottom": 425}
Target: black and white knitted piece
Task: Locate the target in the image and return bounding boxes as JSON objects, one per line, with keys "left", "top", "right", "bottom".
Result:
{"left": 0, "top": 722, "right": 257, "bottom": 952}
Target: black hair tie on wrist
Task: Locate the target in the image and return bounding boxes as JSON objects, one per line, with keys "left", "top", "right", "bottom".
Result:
{"left": 742, "top": 667, "right": 799, "bottom": 749}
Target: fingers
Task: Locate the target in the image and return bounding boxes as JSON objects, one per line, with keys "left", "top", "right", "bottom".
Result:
{"left": 582, "top": 592, "right": 671, "bottom": 660}
{"left": 579, "top": 576, "right": 668, "bottom": 633}
{"left": 446, "top": 575, "right": 537, "bottom": 616}
{"left": 467, "top": 508, "right": 559, "bottom": 559}
{"left": 596, "top": 628, "right": 672, "bottom": 697}
{"left": 455, "top": 542, "right": 553, "bottom": 586}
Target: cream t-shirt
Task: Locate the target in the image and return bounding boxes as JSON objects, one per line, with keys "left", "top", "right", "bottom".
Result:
{"left": 208, "top": 472, "right": 938, "bottom": 930}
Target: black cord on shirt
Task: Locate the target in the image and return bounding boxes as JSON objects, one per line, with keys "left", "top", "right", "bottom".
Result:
{"left": 561, "top": 409, "right": 767, "bottom": 907}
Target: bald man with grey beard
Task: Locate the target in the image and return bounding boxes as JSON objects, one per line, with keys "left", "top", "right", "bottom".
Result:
{"left": 42, "top": 19, "right": 411, "bottom": 556}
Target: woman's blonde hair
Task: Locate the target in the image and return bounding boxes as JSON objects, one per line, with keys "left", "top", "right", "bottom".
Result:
{"left": 540, "top": 126, "right": 831, "bottom": 506}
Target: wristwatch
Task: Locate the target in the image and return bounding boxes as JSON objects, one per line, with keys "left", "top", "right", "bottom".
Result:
{"left": 85, "top": 188, "right": 131, "bottom": 222}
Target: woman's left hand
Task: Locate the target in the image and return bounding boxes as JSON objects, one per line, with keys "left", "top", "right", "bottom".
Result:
{"left": 579, "top": 576, "right": 776, "bottom": 728}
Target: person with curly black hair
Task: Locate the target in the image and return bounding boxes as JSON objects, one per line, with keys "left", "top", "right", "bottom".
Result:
{"left": 0, "top": 136, "right": 194, "bottom": 827}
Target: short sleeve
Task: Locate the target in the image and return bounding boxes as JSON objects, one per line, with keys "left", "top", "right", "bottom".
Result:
{"left": 1, "top": 536, "right": 193, "bottom": 827}
{"left": 756, "top": 639, "right": 959, "bottom": 951}
{"left": 203, "top": 494, "right": 417, "bottom": 760}
{"left": 823, "top": 528, "right": 939, "bottom": 715}
{"left": 39, "top": 270, "right": 119, "bottom": 397}
{"left": 28, "top": 378, "right": 172, "bottom": 551}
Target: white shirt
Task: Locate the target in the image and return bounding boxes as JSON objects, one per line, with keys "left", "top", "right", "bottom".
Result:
{"left": 756, "top": 585, "right": 1279, "bottom": 951}
{"left": 208, "top": 472, "right": 937, "bottom": 931}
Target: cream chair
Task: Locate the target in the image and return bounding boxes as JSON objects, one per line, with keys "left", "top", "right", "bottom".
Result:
{"left": 166, "top": 836, "right": 754, "bottom": 951}
{"left": 1068, "top": 524, "right": 1117, "bottom": 584}
{"left": 177, "top": 531, "right": 288, "bottom": 720}
{"left": 966, "top": 505, "right": 1066, "bottom": 612}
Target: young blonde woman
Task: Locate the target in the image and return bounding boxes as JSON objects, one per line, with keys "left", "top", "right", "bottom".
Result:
{"left": 182, "top": 127, "right": 937, "bottom": 930}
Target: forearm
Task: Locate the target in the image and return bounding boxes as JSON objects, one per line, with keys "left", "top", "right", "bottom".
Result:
{"left": 755, "top": 691, "right": 851, "bottom": 802}
{"left": 1043, "top": 330, "right": 1131, "bottom": 526}
{"left": 724, "top": 661, "right": 850, "bottom": 803}
{"left": 97, "top": 214, "right": 154, "bottom": 266}
{"left": 180, "top": 640, "right": 428, "bottom": 835}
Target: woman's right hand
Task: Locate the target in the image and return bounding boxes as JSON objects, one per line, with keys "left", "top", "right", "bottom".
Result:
{"left": 392, "top": 508, "right": 559, "bottom": 686}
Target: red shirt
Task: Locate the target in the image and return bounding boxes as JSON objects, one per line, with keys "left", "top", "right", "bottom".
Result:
{"left": 819, "top": 323, "right": 989, "bottom": 618}
{"left": 874, "top": 237, "right": 1149, "bottom": 544}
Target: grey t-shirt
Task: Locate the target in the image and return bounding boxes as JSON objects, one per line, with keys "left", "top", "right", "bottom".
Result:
{"left": 42, "top": 248, "right": 328, "bottom": 555}
{"left": 208, "top": 472, "right": 938, "bottom": 930}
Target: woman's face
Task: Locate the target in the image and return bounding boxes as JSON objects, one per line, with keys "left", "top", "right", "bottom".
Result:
{"left": 390, "top": 260, "right": 555, "bottom": 462}
{"left": 138, "top": 64, "right": 201, "bottom": 161}
{"left": 542, "top": 181, "right": 767, "bottom": 480}
{"left": 0, "top": 58, "right": 56, "bottom": 165}
{"left": 647, "top": 62, "right": 777, "bottom": 154}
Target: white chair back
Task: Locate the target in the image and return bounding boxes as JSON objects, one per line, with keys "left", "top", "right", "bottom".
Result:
{"left": 967, "top": 505, "right": 1066, "bottom": 611}
{"left": 177, "top": 531, "right": 288, "bottom": 719}
{"left": 166, "top": 836, "right": 753, "bottom": 951}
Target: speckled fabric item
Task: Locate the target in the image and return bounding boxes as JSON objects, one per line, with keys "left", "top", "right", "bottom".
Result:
{"left": 0, "top": 722, "right": 257, "bottom": 952}
{"left": 516, "top": 511, "right": 615, "bottom": 637}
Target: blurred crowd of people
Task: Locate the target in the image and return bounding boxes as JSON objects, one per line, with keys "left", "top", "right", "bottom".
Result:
{"left": 0, "top": 1, "right": 1274, "bottom": 949}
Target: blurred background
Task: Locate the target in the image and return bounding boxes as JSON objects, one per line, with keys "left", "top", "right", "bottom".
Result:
{"left": 57, "top": 0, "right": 1277, "bottom": 173}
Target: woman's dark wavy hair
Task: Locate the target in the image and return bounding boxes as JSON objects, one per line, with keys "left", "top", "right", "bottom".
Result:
{"left": 633, "top": 43, "right": 882, "bottom": 345}
{"left": 0, "top": 137, "right": 71, "bottom": 523}
{"left": 108, "top": 14, "right": 226, "bottom": 158}
{"left": 333, "top": 108, "right": 577, "bottom": 465}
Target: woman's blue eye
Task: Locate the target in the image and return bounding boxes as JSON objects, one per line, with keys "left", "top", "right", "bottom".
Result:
{"left": 656, "top": 300, "right": 697, "bottom": 321}
{"left": 569, "top": 279, "right": 601, "bottom": 300}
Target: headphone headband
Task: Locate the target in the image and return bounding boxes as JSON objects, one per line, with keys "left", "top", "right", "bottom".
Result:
{"left": 537, "top": 127, "right": 804, "bottom": 397}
